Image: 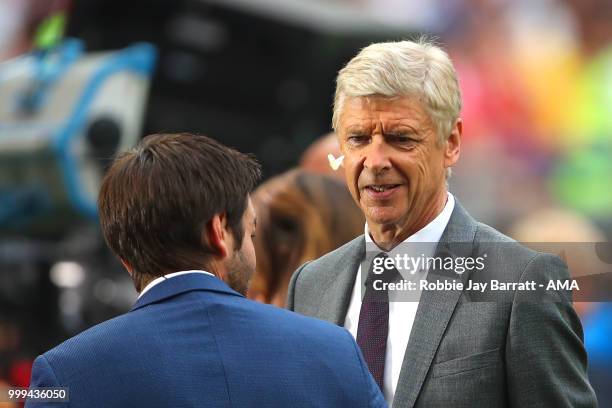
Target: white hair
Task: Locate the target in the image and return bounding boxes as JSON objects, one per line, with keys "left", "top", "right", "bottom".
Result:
{"left": 332, "top": 38, "right": 462, "bottom": 144}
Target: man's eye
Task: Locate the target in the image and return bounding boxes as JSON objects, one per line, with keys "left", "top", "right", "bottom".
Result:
{"left": 388, "top": 134, "right": 417, "bottom": 145}
{"left": 347, "top": 135, "right": 369, "bottom": 144}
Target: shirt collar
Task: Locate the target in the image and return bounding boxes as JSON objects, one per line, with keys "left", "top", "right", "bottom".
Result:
{"left": 138, "top": 270, "right": 216, "bottom": 299}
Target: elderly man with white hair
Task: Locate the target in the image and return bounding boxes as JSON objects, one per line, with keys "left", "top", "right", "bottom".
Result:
{"left": 288, "top": 39, "right": 596, "bottom": 408}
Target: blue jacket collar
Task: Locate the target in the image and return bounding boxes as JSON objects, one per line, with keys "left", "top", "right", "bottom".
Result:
{"left": 130, "top": 272, "right": 243, "bottom": 312}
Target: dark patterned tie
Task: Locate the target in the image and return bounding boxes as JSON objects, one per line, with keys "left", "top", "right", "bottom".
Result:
{"left": 356, "top": 253, "right": 400, "bottom": 392}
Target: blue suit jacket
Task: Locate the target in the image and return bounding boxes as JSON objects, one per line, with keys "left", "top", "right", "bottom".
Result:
{"left": 27, "top": 273, "right": 386, "bottom": 407}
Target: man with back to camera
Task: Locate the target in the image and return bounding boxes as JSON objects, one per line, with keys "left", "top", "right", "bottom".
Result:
{"left": 26, "top": 133, "right": 386, "bottom": 407}
{"left": 287, "top": 39, "right": 597, "bottom": 407}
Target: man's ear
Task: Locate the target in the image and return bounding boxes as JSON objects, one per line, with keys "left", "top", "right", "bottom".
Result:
{"left": 444, "top": 118, "right": 462, "bottom": 168}
{"left": 206, "top": 213, "right": 230, "bottom": 259}
{"left": 120, "top": 259, "right": 133, "bottom": 276}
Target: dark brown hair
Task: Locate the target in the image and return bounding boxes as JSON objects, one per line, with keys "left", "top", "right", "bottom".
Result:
{"left": 98, "top": 133, "right": 261, "bottom": 290}
{"left": 249, "top": 169, "right": 364, "bottom": 306}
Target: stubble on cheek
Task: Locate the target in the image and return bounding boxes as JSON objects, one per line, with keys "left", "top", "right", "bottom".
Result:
{"left": 226, "top": 250, "right": 254, "bottom": 295}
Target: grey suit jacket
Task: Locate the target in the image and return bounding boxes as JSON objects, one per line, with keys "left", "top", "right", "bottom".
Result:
{"left": 287, "top": 201, "right": 597, "bottom": 408}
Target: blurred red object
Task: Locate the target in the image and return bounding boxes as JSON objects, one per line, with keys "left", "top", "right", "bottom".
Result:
{"left": 8, "top": 359, "right": 33, "bottom": 388}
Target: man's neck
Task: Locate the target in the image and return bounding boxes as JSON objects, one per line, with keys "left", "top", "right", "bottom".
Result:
{"left": 368, "top": 189, "right": 448, "bottom": 250}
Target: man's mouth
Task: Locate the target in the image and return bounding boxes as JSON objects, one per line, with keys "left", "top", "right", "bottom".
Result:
{"left": 366, "top": 184, "right": 400, "bottom": 192}
{"left": 362, "top": 184, "right": 402, "bottom": 199}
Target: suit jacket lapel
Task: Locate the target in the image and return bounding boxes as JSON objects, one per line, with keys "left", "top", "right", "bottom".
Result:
{"left": 392, "top": 201, "right": 478, "bottom": 408}
{"left": 317, "top": 235, "right": 365, "bottom": 325}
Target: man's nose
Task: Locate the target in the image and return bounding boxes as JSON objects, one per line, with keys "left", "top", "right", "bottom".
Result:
{"left": 363, "top": 136, "right": 391, "bottom": 173}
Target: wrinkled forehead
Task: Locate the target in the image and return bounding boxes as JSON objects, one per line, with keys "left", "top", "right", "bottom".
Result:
{"left": 337, "top": 95, "right": 433, "bottom": 132}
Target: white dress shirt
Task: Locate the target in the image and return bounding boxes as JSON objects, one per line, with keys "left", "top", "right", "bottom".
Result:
{"left": 344, "top": 193, "right": 455, "bottom": 404}
{"left": 138, "top": 270, "right": 216, "bottom": 299}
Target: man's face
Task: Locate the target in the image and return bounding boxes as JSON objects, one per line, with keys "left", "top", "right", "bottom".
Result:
{"left": 338, "top": 95, "right": 457, "bottom": 236}
{"left": 225, "top": 198, "right": 257, "bottom": 295}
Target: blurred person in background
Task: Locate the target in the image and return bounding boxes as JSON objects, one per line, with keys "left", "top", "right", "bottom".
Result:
{"left": 509, "top": 208, "right": 612, "bottom": 407}
{"left": 25, "top": 133, "right": 385, "bottom": 408}
{"left": 288, "top": 38, "right": 596, "bottom": 407}
{"left": 248, "top": 169, "right": 364, "bottom": 306}
{"left": 299, "top": 132, "right": 345, "bottom": 181}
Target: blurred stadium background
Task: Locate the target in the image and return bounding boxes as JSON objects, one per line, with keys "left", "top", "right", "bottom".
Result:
{"left": 0, "top": 0, "right": 610, "bottom": 405}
